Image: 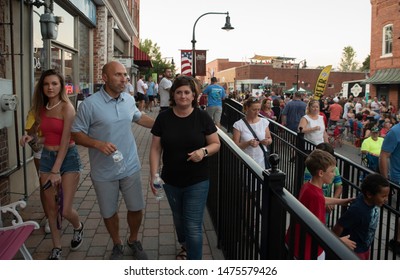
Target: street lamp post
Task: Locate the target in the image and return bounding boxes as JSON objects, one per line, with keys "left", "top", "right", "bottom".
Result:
{"left": 296, "top": 59, "right": 307, "bottom": 92}
{"left": 191, "top": 12, "right": 234, "bottom": 78}
{"left": 162, "top": 57, "right": 175, "bottom": 66}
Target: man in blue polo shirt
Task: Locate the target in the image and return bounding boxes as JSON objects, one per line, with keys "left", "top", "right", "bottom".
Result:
{"left": 379, "top": 122, "right": 400, "bottom": 256}
{"left": 281, "top": 92, "right": 307, "bottom": 132}
{"left": 202, "top": 77, "right": 226, "bottom": 128}
{"left": 71, "top": 61, "right": 154, "bottom": 260}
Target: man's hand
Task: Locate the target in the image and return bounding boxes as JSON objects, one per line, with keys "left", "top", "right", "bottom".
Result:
{"left": 96, "top": 141, "right": 117, "bottom": 155}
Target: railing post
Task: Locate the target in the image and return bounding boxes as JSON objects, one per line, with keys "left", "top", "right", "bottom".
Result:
{"left": 261, "top": 154, "right": 287, "bottom": 259}
{"left": 294, "top": 127, "right": 306, "bottom": 197}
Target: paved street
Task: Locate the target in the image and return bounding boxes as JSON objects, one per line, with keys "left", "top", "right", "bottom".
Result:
{"left": 18, "top": 107, "right": 223, "bottom": 260}
{"left": 334, "top": 138, "right": 362, "bottom": 164}
{"left": 15, "top": 111, "right": 368, "bottom": 260}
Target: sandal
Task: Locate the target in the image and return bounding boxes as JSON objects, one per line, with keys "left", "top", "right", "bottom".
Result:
{"left": 176, "top": 246, "right": 187, "bottom": 260}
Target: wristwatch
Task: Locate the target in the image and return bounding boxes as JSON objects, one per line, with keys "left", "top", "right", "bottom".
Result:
{"left": 202, "top": 148, "right": 208, "bottom": 157}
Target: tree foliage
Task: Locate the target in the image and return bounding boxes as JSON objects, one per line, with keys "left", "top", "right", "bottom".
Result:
{"left": 338, "top": 46, "right": 360, "bottom": 72}
{"left": 139, "top": 39, "right": 175, "bottom": 80}
{"left": 360, "top": 54, "right": 370, "bottom": 72}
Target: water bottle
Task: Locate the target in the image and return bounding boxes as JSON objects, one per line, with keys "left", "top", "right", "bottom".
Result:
{"left": 112, "top": 150, "right": 126, "bottom": 174}
{"left": 153, "top": 173, "right": 165, "bottom": 201}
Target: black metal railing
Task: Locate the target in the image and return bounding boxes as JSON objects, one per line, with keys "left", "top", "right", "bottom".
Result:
{"left": 208, "top": 130, "right": 357, "bottom": 259}
{"left": 208, "top": 98, "right": 400, "bottom": 260}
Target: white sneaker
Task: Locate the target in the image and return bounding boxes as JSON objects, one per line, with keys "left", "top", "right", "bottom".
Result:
{"left": 44, "top": 219, "right": 51, "bottom": 233}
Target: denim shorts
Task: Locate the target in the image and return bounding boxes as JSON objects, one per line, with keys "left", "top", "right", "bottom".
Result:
{"left": 40, "top": 145, "right": 81, "bottom": 173}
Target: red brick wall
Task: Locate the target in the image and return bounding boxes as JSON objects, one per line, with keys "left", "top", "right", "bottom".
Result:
{"left": 370, "top": 0, "right": 400, "bottom": 106}
{"left": 370, "top": 0, "right": 400, "bottom": 71}
{"left": 0, "top": 0, "right": 10, "bottom": 206}
{"left": 0, "top": 128, "right": 9, "bottom": 206}
{"left": 228, "top": 64, "right": 365, "bottom": 96}
{"left": 93, "top": 6, "right": 108, "bottom": 86}
{"left": 0, "top": 0, "right": 5, "bottom": 78}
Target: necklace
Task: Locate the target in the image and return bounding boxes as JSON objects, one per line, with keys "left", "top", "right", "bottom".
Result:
{"left": 46, "top": 100, "right": 62, "bottom": 110}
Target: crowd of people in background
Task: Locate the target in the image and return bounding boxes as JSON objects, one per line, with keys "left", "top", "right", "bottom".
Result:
{"left": 227, "top": 88, "right": 399, "bottom": 149}
{"left": 225, "top": 87, "right": 400, "bottom": 257}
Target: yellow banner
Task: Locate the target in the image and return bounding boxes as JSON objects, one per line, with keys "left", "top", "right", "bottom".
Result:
{"left": 313, "top": 65, "right": 332, "bottom": 100}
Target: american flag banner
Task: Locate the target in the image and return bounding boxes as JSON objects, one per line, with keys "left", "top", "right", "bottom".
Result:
{"left": 181, "top": 50, "right": 192, "bottom": 76}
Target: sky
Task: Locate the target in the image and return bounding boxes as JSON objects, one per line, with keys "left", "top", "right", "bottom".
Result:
{"left": 140, "top": 0, "right": 371, "bottom": 71}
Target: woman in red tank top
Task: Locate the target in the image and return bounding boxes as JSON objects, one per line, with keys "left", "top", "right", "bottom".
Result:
{"left": 20, "top": 69, "right": 83, "bottom": 260}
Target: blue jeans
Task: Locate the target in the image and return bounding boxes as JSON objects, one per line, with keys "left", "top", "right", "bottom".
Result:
{"left": 164, "top": 180, "right": 210, "bottom": 260}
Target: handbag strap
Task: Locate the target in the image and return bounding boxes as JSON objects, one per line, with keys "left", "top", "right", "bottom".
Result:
{"left": 242, "top": 117, "right": 268, "bottom": 154}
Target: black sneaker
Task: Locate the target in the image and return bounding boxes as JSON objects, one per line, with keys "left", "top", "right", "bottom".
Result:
{"left": 127, "top": 240, "right": 148, "bottom": 260}
{"left": 70, "top": 222, "right": 84, "bottom": 251}
{"left": 388, "top": 239, "right": 400, "bottom": 255}
{"left": 110, "top": 244, "right": 124, "bottom": 260}
{"left": 48, "top": 247, "right": 62, "bottom": 260}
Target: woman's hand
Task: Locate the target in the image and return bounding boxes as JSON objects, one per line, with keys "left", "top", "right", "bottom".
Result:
{"left": 187, "top": 149, "right": 205, "bottom": 162}
{"left": 46, "top": 173, "right": 62, "bottom": 188}
{"left": 260, "top": 138, "right": 272, "bottom": 146}
{"left": 148, "top": 178, "right": 157, "bottom": 195}
{"left": 248, "top": 139, "right": 260, "bottom": 147}
{"left": 19, "top": 135, "right": 33, "bottom": 147}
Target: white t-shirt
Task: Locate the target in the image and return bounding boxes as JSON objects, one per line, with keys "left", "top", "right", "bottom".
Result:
{"left": 355, "top": 102, "right": 362, "bottom": 114}
{"left": 137, "top": 79, "right": 146, "bottom": 94}
{"left": 124, "top": 82, "right": 134, "bottom": 94}
{"left": 233, "top": 118, "right": 270, "bottom": 168}
{"left": 342, "top": 102, "right": 352, "bottom": 119}
{"left": 371, "top": 101, "right": 380, "bottom": 112}
{"left": 159, "top": 77, "right": 172, "bottom": 107}
{"left": 303, "top": 114, "right": 325, "bottom": 145}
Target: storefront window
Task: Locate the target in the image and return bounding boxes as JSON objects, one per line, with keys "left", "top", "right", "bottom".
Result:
{"left": 53, "top": 4, "right": 74, "bottom": 47}
{"left": 79, "top": 21, "right": 91, "bottom": 97}
{"left": 32, "top": 2, "right": 93, "bottom": 106}
{"left": 33, "top": 4, "right": 77, "bottom": 97}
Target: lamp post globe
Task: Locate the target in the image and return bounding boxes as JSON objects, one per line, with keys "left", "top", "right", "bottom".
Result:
{"left": 191, "top": 12, "right": 234, "bottom": 78}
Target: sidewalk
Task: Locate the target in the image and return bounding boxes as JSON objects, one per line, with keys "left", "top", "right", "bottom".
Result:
{"left": 19, "top": 107, "right": 224, "bottom": 260}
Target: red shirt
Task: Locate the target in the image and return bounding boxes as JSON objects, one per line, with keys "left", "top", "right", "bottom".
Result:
{"left": 285, "top": 182, "right": 325, "bottom": 259}
{"left": 40, "top": 110, "right": 74, "bottom": 146}
{"left": 328, "top": 103, "right": 343, "bottom": 121}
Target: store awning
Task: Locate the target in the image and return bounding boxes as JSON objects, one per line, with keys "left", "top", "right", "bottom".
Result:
{"left": 134, "top": 46, "right": 153, "bottom": 68}
{"left": 364, "top": 68, "right": 400, "bottom": 84}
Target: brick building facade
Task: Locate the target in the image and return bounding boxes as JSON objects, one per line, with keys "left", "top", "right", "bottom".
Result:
{"left": 0, "top": 0, "right": 9, "bottom": 206}
{"left": 206, "top": 59, "right": 366, "bottom": 97}
{"left": 366, "top": 0, "right": 400, "bottom": 108}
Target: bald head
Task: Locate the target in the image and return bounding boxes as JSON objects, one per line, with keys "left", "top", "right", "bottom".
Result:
{"left": 101, "top": 61, "right": 128, "bottom": 97}
{"left": 102, "top": 61, "right": 125, "bottom": 75}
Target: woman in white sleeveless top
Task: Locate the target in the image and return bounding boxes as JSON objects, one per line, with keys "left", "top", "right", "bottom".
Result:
{"left": 298, "top": 99, "right": 328, "bottom": 145}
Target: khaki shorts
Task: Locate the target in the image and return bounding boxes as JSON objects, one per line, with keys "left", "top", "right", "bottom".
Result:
{"left": 206, "top": 106, "right": 222, "bottom": 124}
{"left": 92, "top": 170, "right": 145, "bottom": 218}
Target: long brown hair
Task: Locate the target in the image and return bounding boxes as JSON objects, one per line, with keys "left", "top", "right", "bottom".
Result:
{"left": 30, "top": 69, "right": 69, "bottom": 123}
